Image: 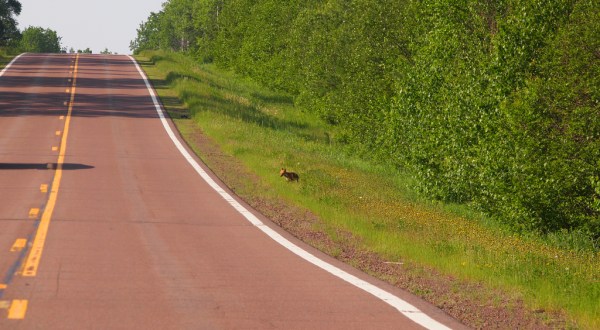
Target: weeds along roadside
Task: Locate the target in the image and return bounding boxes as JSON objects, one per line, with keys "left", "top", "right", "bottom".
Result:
{"left": 135, "top": 50, "right": 599, "bottom": 329}
{"left": 0, "top": 52, "right": 14, "bottom": 70}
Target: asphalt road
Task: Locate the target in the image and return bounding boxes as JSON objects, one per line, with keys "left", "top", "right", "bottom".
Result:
{"left": 0, "top": 53, "right": 466, "bottom": 329}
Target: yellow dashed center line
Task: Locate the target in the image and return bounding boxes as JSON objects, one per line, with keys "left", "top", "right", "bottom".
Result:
{"left": 40, "top": 184, "right": 48, "bottom": 193}
{"left": 7, "top": 300, "right": 28, "bottom": 319}
{"left": 28, "top": 208, "right": 39, "bottom": 219}
{"left": 10, "top": 239, "right": 27, "bottom": 252}
{"left": 22, "top": 54, "right": 80, "bottom": 277}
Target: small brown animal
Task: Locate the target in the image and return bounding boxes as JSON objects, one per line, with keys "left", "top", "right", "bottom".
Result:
{"left": 280, "top": 168, "right": 299, "bottom": 182}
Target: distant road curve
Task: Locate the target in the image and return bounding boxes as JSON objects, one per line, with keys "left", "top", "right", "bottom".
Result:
{"left": 0, "top": 53, "right": 466, "bottom": 329}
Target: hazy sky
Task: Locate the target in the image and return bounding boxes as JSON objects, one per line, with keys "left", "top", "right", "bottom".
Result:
{"left": 17, "top": 0, "right": 166, "bottom": 54}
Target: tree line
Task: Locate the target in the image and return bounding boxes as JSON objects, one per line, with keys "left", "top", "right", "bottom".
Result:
{"left": 0, "top": 0, "right": 101, "bottom": 53}
{"left": 1, "top": 0, "right": 60, "bottom": 52}
{"left": 132, "top": 0, "right": 599, "bottom": 240}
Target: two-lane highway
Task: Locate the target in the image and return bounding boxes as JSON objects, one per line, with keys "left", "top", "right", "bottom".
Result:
{"left": 0, "top": 54, "right": 465, "bottom": 329}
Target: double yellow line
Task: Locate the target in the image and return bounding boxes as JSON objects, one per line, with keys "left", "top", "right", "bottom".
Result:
{"left": 22, "top": 54, "right": 79, "bottom": 277}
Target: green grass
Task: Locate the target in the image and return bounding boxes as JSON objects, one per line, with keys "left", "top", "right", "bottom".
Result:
{"left": 0, "top": 51, "right": 15, "bottom": 69}
{"left": 136, "top": 50, "right": 599, "bottom": 329}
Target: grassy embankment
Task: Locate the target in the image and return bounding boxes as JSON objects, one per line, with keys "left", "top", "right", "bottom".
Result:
{"left": 136, "top": 50, "right": 598, "bottom": 329}
{"left": 0, "top": 51, "right": 15, "bottom": 69}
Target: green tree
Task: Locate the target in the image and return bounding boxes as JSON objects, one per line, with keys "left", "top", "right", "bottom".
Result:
{"left": 0, "top": 0, "right": 22, "bottom": 46}
{"left": 193, "top": 0, "right": 223, "bottom": 62}
{"left": 20, "top": 26, "right": 61, "bottom": 53}
{"left": 130, "top": 11, "right": 163, "bottom": 54}
{"left": 163, "top": 0, "right": 199, "bottom": 52}
{"left": 286, "top": 0, "right": 414, "bottom": 151}
{"left": 482, "top": 0, "right": 600, "bottom": 234}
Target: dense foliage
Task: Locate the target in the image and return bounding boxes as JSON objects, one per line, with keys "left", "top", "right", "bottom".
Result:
{"left": 0, "top": 0, "right": 21, "bottom": 46}
{"left": 132, "top": 0, "right": 599, "bottom": 239}
{"left": 19, "top": 26, "right": 61, "bottom": 53}
{"left": 1, "top": 1, "right": 63, "bottom": 53}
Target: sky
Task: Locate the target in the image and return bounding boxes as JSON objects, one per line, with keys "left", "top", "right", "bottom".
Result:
{"left": 16, "top": 0, "right": 166, "bottom": 54}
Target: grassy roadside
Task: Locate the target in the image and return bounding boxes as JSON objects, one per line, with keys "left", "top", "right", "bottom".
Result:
{"left": 135, "top": 50, "right": 599, "bottom": 329}
{"left": 0, "top": 52, "right": 15, "bottom": 70}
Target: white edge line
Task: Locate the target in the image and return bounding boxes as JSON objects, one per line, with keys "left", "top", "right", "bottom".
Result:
{"left": 127, "top": 55, "right": 452, "bottom": 330}
{"left": 0, "top": 53, "right": 26, "bottom": 77}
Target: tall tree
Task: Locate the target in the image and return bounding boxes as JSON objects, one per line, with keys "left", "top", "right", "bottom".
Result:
{"left": 0, "top": 0, "right": 22, "bottom": 46}
{"left": 20, "top": 26, "right": 61, "bottom": 53}
{"left": 130, "top": 11, "right": 163, "bottom": 54}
